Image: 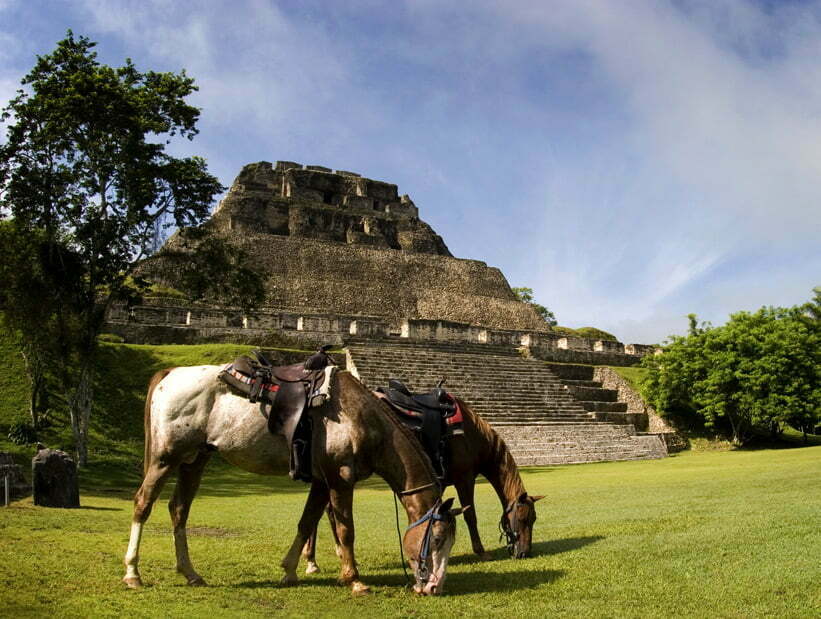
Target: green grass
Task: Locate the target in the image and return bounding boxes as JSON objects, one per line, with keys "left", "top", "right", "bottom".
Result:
{"left": 1, "top": 448, "right": 820, "bottom": 617}
{"left": 0, "top": 335, "right": 316, "bottom": 468}
{"left": 609, "top": 365, "right": 648, "bottom": 390}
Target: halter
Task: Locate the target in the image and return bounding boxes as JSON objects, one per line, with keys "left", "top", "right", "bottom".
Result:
{"left": 499, "top": 499, "right": 524, "bottom": 556}
{"left": 405, "top": 499, "right": 446, "bottom": 588}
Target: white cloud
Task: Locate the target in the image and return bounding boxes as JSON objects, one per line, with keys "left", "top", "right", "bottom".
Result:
{"left": 4, "top": 0, "right": 818, "bottom": 343}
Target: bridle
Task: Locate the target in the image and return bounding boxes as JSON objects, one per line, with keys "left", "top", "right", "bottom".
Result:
{"left": 405, "top": 498, "right": 446, "bottom": 589}
{"left": 499, "top": 498, "right": 530, "bottom": 556}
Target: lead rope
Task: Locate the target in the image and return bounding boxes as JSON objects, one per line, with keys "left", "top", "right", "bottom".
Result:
{"left": 393, "top": 492, "right": 411, "bottom": 585}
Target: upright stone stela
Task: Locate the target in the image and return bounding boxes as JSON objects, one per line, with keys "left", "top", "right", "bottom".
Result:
{"left": 127, "top": 159, "right": 668, "bottom": 466}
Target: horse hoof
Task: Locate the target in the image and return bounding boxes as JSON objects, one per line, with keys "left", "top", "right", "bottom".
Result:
{"left": 305, "top": 562, "right": 320, "bottom": 575}
{"left": 187, "top": 576, "right": 207, "bottom": 586}
{"left": 123, "top": 576, "right": 143, "bottom": 589}
{"left": 280, "top": 574, "right": 299, "bottom": 587}
{"left": 351, "top": 581, "right": 371, "bottom": 596}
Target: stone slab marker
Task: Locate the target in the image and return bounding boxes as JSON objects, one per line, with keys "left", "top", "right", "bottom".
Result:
{"left": 32, "top": 448, "right": 80, "bottom": 508}
{"left": 0, "top": 452, "right": 31, "bottom": 503}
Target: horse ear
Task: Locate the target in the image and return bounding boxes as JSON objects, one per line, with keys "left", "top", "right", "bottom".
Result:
{"left": 439, "top": 497, "right": 455, "bottom": 513}
{"left": 518, "top": 492, "right": 528, "bottom": 502}
{"left": 450, "top": 504, "right": 472, "bottom": 517}
{"left": 529, "top": 495, "right": 545, "bottom": 502}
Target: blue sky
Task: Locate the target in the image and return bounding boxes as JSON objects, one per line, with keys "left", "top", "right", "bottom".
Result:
{"left": 1, "top": 0, "right": 819, "bottom": 343}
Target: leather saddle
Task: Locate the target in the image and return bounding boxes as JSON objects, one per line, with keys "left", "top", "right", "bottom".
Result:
{"left": 376, "top": 379, "right": 464, "bottom": 481}
{"left": 218, "top": 346, "right": 336, "bottom": 482}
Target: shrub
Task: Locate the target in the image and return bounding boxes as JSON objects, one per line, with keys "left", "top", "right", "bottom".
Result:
{"left": 97, "top": 333, "right": 125, "bottom": 343}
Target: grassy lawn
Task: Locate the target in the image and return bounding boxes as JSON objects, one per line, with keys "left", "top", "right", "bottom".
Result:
{"left": 1, "top": 448, "right": 819, "bottom": 617}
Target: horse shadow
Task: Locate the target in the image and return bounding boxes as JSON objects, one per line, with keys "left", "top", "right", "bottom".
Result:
{"left": 230, "top": 567, "right": 565, "bottom": 594}
{"left": 448, "top": 534, "right": 604, "bottom": 565}
{"left": 530, "top": 535, "right": 604, "bottom": 556}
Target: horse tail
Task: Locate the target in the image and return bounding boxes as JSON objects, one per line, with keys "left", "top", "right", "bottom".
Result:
{"left": 144, "top": 369, "right": 172, "bottom": 475}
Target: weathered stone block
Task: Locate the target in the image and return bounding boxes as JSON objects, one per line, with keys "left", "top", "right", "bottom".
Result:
{"left": 594, "top": 340, "right": 624, "bottom": 353}
{"left": 32, "top": 448, "right": 79, "bottom": 508}
{"left": 0, "top": 453, "right": 30, "bottom": 501}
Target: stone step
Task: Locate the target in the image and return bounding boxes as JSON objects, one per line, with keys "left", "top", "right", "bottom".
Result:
{"left": 565, "top": 385, "right": 619, "bottom": 402}
{"left": 346, "top": 338, "right": 522, "bottom": 356}
{"left": 560, "top": 379, "right": 602, "bottom": 388}
{"left": 579, "top": 401, "right": 629, "bottom": 413}
{"left": 541, "top": 362, "right": 595, "bottom": 381}
{"left": 346, "top": 343, "right": 665, "bottom": 467}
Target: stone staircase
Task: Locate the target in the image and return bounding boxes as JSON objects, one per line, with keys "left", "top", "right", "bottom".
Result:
{"left": 345, "top": 339, "right": 666, "bottom": 466}
{"left": 547, "top": 363, "right": 630, "bottom": 417}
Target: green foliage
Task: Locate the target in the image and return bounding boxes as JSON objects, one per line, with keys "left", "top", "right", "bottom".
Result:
{"left": 552, "top": 325, "right": 618, "bottom": 341}
{"left": 0, "top": 32, "right": 264, "bottom": 463}
{"left": 574, "top": 326, "right": 618, "bottom": 341}
{"left": 96, "top": 333, "right": 125, "bottom": 343}
{"left": 7, "top": 420, "right": 38, "bottom": 445}
{"left": 512, "top": 286, "right": 557, "bottom": 326}
{"left": 642, "top": 293, "right": 821, "bottom": 445}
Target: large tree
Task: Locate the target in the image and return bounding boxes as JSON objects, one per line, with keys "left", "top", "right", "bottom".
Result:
{"left": 641, "top": 294, "right": 821, "bottom": 445}
{"left": 0, "top": 32, "right": 261, "bottom": 464}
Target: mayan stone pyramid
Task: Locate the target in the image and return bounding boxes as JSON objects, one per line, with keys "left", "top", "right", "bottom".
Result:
{"left": 146, "top": 160, "right": 547, "bottom": 332}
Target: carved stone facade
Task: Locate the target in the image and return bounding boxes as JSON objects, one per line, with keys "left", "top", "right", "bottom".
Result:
{"left": 208, "top": 161, "right": 446, "bottom": 254}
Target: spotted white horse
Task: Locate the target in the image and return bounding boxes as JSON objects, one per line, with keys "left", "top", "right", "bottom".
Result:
{"left": 123, "top": 367, "right": 467, "bottom": 595}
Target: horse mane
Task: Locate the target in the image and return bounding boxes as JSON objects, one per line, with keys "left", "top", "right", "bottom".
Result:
{"left": 143, "top": 368, "right": 173, "bottom": 475}
{"left": 341, "top": 372, "right": 440, "bottom": 487}
{"left": 457, "top": 398, "right": 526, "bottom": 501}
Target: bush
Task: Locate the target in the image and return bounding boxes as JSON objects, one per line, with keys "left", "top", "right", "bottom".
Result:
{"left": 574, "top": 327, "right": 618, "bottom": 341}
{"left": 7, "top": 420, "right": 38, "bottom": 445}
{"left": 97, "top": 333, "right": 125, "bottom": 343}
{"left": 641, "top": 297, "right": 820, "bottom": 445}
{"left": 552, "top": 326, "right": 618, "bottom": 341}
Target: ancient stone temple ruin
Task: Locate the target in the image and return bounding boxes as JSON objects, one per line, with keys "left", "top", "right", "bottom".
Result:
{"left": 107, "top": 160, "right": 674, "bottom": 465}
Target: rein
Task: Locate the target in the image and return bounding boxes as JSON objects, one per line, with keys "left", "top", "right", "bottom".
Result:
{"left": 405, "top": 499, "right": 445, "bottom": 588}
{"left": 398, "top": 482, "right": 437, "bottom": 496}
{"left": 499, "top": 500, "right": 521, "bottom": 556}
{"left": 392, "top": 486, "right": 443, "bottom": 589}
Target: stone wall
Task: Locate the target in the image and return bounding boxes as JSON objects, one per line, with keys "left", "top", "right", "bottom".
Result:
{"left": 592, "top": 367, "right": 687, "bottom": 451}
{"left": 105, "top": 298, "right": 656, "bottom": 363}
{"left": 144, "top": 232, "right": 549, "bottom": 332}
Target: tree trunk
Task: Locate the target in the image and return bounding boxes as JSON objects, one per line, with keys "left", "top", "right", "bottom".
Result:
{"left": 21, "top": 349, "right": 46, "bottom": 428}
{"left": 69, "top": 362, "right": 94, "bottom": 467}
{"left": 727, "top": 408, "right": 746, "bottom": 446}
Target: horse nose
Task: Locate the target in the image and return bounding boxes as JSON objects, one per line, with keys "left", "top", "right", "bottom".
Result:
{"left": 425, "top": 583, "right": 439, "bottom": 595}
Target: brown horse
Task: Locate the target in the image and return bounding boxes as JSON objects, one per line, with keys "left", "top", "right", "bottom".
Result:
{"left": 123, "top": 368, "right": 466, "bottom": 595}
{"left": 304, "top": 399, "right": 543, "bottom": 570}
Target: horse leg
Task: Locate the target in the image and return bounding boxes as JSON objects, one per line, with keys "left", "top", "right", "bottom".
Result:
{"left": 455, "top": 478, "right": 491, "bottom": 560}
{"left": 168, "top": 451, "right": 211, "bottom": 586}
{"left": 325, "top": 502, "right": 343, "bottom": 558}
{"left": 123, "top": 462, "right": 174, "bottom": 588}
{"left": 328, "top": 485, "right": 370, "bottom": 596}
{"left": 301, "top": 524, "right": 320, "bottom": 574}
{"left": 281, "top": 480, "right": 330, "bottom": 585}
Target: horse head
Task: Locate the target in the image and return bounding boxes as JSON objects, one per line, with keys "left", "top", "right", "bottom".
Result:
{"left": 404, "top": 497, "right": 469, "bottom": 595}
{"left": 500, "top": 492, "right": 545, "bottom": 559}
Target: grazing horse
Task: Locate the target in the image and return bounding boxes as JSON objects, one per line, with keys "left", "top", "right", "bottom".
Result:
{"left": 304, "top": 399, "right": 543, "bottom": 569}
{"left": 123, "top": 368, "right": 466, "bottom": 595}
